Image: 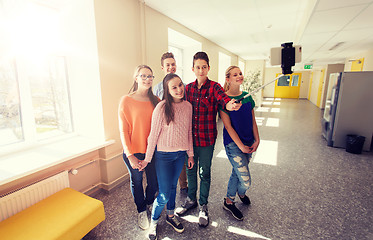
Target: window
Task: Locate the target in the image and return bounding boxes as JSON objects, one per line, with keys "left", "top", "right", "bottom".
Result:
{"left": 277, "top": 75, "right": 290, "bottom": 86}
{"left": 0, "top": 0, "right": 105, "bottom": 183}
{"left": 0, "top": 1, "right": 73, "bottom": 150}
{"left": 168, "top": 45, "right": 184, "bottom": 80}
{"left": 0, "top": 59, "right": 22, "bottom": 145}
{"left": 291, "top": 74, "right": 299, "bottom": 86}
{"left": 168, "top": 28, "right": 202, "bottom": 84}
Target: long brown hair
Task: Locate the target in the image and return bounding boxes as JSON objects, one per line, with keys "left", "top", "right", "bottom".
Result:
{"left": 128, "top": 65, "right": 159, "bottom": 107}
{"left": 162, "top": 73, "right": 183, "bottom": 125}
{"left": 223, "top": 66, "right": 239, "bottom": 92}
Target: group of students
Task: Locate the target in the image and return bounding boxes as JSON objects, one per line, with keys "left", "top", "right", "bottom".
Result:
{"left": 118, "top": 51, "right": 260, "bottom": 240}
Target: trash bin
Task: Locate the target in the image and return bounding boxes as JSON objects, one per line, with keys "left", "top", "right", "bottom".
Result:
{"left": 346, "top": 134, "right": 365, "bottom": 154}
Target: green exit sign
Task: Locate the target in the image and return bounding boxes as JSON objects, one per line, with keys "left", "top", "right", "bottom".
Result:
{"left": 304, "top": 64, "right": 313, "bottom": 69}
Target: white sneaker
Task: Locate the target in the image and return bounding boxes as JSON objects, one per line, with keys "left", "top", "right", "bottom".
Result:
{"left": 198, "top": 205, "right": 209, "bottom": 227}
{"left": 138, "top": 211, "right": 150, "bottom": 230}
{"left": 148, "top": 221, "right": 157, "bottom": 240}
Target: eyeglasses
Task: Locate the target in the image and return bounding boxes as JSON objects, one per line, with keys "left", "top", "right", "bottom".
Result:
{"left": 137, "top": 74, "right": 155, "bottom": 80}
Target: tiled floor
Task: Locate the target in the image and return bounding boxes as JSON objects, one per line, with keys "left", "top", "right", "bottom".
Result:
{"left": 84, "top": 99, "right": 373, "bottom": 240}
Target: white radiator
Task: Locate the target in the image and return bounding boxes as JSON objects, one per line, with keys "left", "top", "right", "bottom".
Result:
{"left": 0, "top": 171, "right": 70, "bottom": 222}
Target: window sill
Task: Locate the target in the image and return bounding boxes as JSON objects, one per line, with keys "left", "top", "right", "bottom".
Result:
{"left": 0, "top": 136, "right": 114, "bottom": 185}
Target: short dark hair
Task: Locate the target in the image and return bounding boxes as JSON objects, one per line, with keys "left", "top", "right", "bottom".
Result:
{"left": 193, "top": 51, "right": 209, "bottom": 67}
{"left": 161, "top": 52, "right": 175, "bottom": 66}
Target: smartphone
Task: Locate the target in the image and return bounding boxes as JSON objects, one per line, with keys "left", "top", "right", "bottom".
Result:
{"left": 235, "top": 97, "right": 245, "bottom": 103}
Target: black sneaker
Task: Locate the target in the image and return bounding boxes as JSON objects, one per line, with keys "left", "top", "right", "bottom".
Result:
{"left": 176, "top": 197, "right": 197, "bottom": 216}
{"left": 223, "top": 198, "right": 243, "bottom": 221}
{"left": 166, "top": 215, "right": 184, "bottom": 233}
{"left": 239, "top": 195, "right": 251, "bottom": 205}
{"left": 198, "top": 205, "right": 209, "bottom": 227}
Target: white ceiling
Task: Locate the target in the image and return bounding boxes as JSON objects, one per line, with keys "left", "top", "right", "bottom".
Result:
{"left": 145, "top": 0, "right": 373, "bottom": 67}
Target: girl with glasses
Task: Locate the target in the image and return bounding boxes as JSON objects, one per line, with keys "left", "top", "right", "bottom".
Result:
{"left": 118, "top": 65, "right": 159, "bottom": 230}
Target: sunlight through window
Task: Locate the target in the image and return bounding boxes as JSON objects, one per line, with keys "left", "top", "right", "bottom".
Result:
{"left": 262, "top": 101, "right": 273, "bottom": 105}
{"left": 180, "top": 215, "right": 218, "bottom": 227}
{"left": 227, "top": 226, "right": 271, "bottom": 239}
{"left": 256, "top": 107, "right": 269, "bottom": 112}
{"left": 275, "top": 98, "right": 281, "bottom": 101}
{"left": 216, "top": 150, "right": 228, "bottom": 159}
{"left": 179, "top": 214, "right": 199, "bottom": 223}
{"left": 273, "top": 102, "right": 281, "bottom": 105}
{"left": 211, "top": 221, "right": 218, "bottom": 227}
{"left": 266, "top": 118, "right": 279, "bottom": 127}
{"left": 0, "top": 1, "right": 73, "bottom": 149}
{"left": 270, "top": 108, "right": 280, "bottom": 113}
{"left": 255, "top": 117, "right": 265, "bottom": 126}
{"left": 264, "top": 98, "right": 274, "bottom": 101}
{"left": 253, "top": 140, "right": 278, "bottom": 166}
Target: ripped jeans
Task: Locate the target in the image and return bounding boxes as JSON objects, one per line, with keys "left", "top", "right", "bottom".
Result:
{"left": 224, "top": 141, "right": 252, "bottom": 201}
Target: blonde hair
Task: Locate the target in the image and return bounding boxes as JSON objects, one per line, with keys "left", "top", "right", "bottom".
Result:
{"left": 223, "top": 66, "right": 240, "bottom": 92}
{"left": 129, "top": 65, "right": 159, "bottom": 108}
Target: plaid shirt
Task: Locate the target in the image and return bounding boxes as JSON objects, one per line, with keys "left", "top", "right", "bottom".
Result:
{"left": 186, "top": 78, "right": 231, "bottom": 147}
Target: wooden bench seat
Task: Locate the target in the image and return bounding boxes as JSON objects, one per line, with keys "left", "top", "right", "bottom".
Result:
{"left": 0, "top": 187, "right": 105, "bottom": 240}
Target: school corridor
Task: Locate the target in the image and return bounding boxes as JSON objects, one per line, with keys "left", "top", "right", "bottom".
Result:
{"left": 83, "top": 99, "right": 373, "bottom": 240}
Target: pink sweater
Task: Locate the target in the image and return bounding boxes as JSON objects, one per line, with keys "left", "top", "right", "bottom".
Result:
{"left": 144, "top": 100, "right": 194, "bottom": 162}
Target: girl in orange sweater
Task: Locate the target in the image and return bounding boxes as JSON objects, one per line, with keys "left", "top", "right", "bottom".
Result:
{"left": 118, "top": 65, "right": 159, "bottom": 230}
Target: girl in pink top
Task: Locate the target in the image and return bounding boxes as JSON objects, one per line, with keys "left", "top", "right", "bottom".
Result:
{"left": 139, "top": 73, "right": 194, "bottom": 240}
{"left": 118, "top": 65, "right": 159, "bottom": 230}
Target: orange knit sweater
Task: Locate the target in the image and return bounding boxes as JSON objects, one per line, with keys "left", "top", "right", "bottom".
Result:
{"left": 118, "top": 95, "right": 154, "bottom": 156}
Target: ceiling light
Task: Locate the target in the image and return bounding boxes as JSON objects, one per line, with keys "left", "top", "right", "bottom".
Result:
{"left": 329, "top": 42, "right": 344, "bottom": 51}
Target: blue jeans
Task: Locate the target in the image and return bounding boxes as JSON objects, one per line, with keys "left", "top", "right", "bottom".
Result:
{"left": 186, "top": 144, "right": 215, "bottom": 206}
{"left": 224, "top": 142, "right": 252, "bottom": 201}
{"left": 152, "top": 150, "right": 186, "bottom": 221}
{"left": 123, "top": 152, "right": 158, "bottom": 213}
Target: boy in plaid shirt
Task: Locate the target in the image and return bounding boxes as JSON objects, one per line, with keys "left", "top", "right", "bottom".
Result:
{"left": 176, "top": 52, "right": 241, "bottom": 227}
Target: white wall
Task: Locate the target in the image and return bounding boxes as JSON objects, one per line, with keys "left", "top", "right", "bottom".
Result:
{"left": 263, "top": 67, "right": 281, "bottom": 98}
